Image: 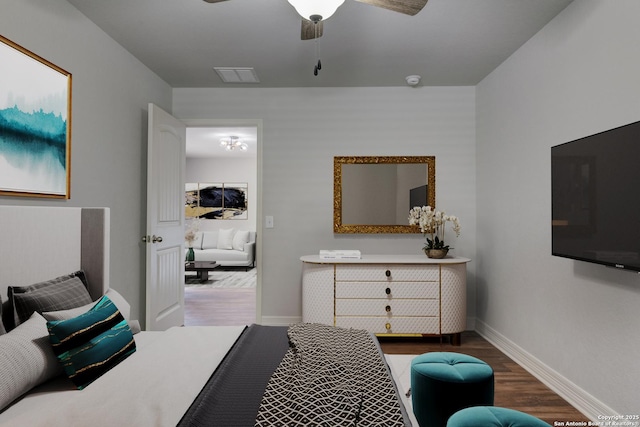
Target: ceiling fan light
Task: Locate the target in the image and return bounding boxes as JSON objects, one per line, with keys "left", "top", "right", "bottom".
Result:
{"left": 287, "top": 0, "right": 345, "bottom": 21}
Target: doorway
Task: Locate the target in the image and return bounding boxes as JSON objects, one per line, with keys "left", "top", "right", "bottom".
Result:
{"left": 182, "top": 120, "right": 262, "bottom": 326}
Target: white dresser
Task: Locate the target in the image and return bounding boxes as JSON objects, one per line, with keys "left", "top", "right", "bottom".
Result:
{"left": 301, "top": 254, "right": 470, "bottom": 345}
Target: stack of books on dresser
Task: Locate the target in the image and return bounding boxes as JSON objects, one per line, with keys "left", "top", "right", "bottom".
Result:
{"left": 319, "top": 250, "right": 362, "bottom": 260}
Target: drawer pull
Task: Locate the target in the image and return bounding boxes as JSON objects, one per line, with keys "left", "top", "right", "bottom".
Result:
{"left": 385, "top": 322, "right": 391, "bottom": 330}
{"left": 385, "top": 287, "right": 391, "bottom": 295}
{"left": 385, "top": 305, "right": 391, "bottom": 312}
{"left": 385, "top": 270, "right": 391, "bottom": 278}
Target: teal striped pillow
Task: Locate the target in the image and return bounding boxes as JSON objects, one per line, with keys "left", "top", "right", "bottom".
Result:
{"left": 46, "top": 296, "right": 136, "bottom": 389}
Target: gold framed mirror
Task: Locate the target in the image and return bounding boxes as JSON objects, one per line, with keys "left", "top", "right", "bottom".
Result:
{"left": 334, "top": 156, "right": 435, "bottom": 233}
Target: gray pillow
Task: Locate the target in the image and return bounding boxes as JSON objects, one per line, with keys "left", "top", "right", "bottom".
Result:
{"left": 0, "top": 295, "right": 6, "bottom": 335}
{"left": 8, "top": 271, "right": 92, "bottom": 330}
{"left": 0, "top": 312, "right": 63, "bottom": 411}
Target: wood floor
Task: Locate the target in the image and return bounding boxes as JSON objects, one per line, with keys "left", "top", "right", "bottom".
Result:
{"left": 184, "top": 287, "right": 256, "bottom": 326}
{"left": 184, "top": 288, "right": 588, "bottom": 425}
{"left": 379, "top": 332, "right": 589, "bottom": 425}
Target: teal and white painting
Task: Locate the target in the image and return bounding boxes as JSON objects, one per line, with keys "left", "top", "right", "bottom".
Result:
{"left": 0, "top": 36, "right": 71, "bottom": 198}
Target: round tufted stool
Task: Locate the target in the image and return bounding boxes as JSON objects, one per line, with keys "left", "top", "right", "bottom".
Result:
{"left": 411, "top": 352, "right": 494, "bottom": 427}
{"left": 446, "top": 406, "right": 551, "bottom": 427}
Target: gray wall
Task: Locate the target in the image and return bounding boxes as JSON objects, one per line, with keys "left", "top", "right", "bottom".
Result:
{"left": 0, "top": 0, "right": 173, "bottom": 324}
{"left": 174, "top": 87, "right": 478, "bottom": 326}
{"left": 476, "top": 0, "right": 640, "bottom": 416}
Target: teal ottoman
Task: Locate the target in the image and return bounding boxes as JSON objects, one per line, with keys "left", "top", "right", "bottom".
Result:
{"left": 411, "top": 352, "right": 494, "bottom": 427}
{"left": 447, "top": 406, "right": 551, "bottom": 427}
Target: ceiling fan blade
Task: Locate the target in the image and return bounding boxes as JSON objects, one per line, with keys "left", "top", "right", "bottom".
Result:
{"left": 301, "top": 19, "right": 323, "bottom": 40}
{"left": 354, "top": 0, "right": 428, "bottom": 16}
{"left": 202, "top": 0, "right": 230, "bottom": 3}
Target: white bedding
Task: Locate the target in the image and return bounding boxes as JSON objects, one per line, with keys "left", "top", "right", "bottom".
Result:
{"left": 0, "top": 326, "right": 245, "bottom": 427}
{"left": 385, "top": 354, "right": 419, "bottom": 427}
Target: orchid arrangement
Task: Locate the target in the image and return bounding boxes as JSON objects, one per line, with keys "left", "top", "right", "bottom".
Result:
{"left": 184, "top": 219, "right": 200, "bottom": 247}
{"left": 408, "top": 206, "right": 461, "bottom": 250}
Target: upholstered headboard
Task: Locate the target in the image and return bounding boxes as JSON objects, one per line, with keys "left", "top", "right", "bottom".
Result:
{"left": 0, "top": 206, "right": 110, "bottom": 303}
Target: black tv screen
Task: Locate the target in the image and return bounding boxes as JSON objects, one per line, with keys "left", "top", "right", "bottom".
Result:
{"left": 551, "top": 120, "right": 640, "bottom": 272}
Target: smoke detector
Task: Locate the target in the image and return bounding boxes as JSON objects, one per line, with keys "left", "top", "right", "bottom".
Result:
{"left": 405, "top": 75, "right": 421, "bottom": 86}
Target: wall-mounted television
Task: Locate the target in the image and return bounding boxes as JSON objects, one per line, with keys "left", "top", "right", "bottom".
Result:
{"left": 551, "top": 120, "right": 640, "bottom": 272}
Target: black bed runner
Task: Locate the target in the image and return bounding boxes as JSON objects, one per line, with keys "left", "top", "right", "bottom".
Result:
{"left": 177, "top": 324, "right": 290, "bottom": 427}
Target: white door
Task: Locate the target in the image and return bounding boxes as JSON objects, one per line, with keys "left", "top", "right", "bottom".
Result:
{"left": 145, "top": 103, "right": 186, "bottom": 331}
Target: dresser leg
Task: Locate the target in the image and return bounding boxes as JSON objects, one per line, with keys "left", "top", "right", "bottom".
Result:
{"left": 451, "top": 333, "right": 462, "bottom": 346}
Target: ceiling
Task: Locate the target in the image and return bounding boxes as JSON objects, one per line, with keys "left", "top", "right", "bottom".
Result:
{"left": 186, "top": 127, "right": 257, "bottom": 159}
{"left": 67, "top": 0, "right": 574, "bottom": 88}
{"left": 67, "top": 0, "right": 573, "bottom": 158}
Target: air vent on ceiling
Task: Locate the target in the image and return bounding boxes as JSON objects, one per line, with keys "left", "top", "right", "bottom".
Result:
{"left": 214, "top": 67, "right": 260, "bottom": 83}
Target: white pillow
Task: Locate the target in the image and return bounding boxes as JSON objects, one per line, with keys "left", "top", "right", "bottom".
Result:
{"left": 232, "top": 230, "right": 250, "bottom": 251}
{"left": 217, "top": 228, "right": 235, "bottom": 250}
{"left": 104, "top": 288, "right": 130, "bottom": 320}
{"left": 0, "top": 312, "right": 63, "bottom": 411}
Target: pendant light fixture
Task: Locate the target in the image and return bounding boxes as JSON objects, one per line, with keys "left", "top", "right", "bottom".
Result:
{"left": 220, "top": 136, "right": 248, "bottom": 151}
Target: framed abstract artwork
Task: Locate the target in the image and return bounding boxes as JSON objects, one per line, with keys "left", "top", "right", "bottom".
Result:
{"left": 0, "top": 35, "right": 72, "bottom": 199}
{"left": 185, "top": 182, "right": 248, "bottom": 220}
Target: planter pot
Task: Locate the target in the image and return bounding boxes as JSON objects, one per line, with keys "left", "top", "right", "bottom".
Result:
{"left": 424, "top": 248, "right": 448, "bottom": 259}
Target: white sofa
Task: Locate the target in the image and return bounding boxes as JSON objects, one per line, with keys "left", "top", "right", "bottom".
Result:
{"left": 189, "top": 229, "right": 256, "bottom": 269}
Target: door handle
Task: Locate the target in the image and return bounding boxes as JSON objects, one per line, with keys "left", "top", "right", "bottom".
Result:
{"left": 142, "top": 235, "right": 163, "bottom": 243}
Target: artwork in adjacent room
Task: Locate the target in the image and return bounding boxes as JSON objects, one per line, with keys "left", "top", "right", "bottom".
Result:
{"left": 0, "top": 35, "right": 72, "bottom": 199}
{"left": 185, "top": 182, "right": 248, "bottom": 220}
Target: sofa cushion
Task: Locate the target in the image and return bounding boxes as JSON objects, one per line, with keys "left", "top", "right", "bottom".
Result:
{"left": 196, "top": 248, "right": 250, "bottom": 263}
{"left": 233, "top": 230, "right": 250, "bottom": 251}
{"left": 190, "top": 231, "right": 204, "bottom": 250}
{"left": 200, "top": 231, "right": 218, "bottom": 250}
{"left": 217, "top": 228, "right": 235, "bottom": 250}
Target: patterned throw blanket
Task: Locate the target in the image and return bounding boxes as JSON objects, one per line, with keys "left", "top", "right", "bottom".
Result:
{"left": 255, "top": 323, "right": 405, "bottom": 426}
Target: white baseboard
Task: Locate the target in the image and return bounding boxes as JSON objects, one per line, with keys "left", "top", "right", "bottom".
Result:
{"left": 475, "top": 319, "right": 615, "bottom": 421}
{"left": 259, "top": 315, "right": 301, "bottom": 326}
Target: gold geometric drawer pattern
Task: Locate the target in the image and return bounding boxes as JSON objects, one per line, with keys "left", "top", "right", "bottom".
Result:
{"left": 335, "top": 299, "right": 439, "bottom": 317}
{"left": 335, "top": 281, "right": 439, "bottom": 299}
{"left": 335, "top": 265, "right": 440, "bottom": 282}
{"left": 335, "top": 316, "right": 440, "bottom": 334}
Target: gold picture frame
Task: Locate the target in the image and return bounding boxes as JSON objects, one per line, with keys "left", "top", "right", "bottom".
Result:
{"left": 334, "top": 156, "right": 435, "bottom": 234}
{"left": 0, "top": 35, "right": 72, "bottom": 199}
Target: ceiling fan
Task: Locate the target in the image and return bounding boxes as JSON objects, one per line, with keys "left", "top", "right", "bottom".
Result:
{"left": 202, "top": 0, "right": 428, "bottom": 40}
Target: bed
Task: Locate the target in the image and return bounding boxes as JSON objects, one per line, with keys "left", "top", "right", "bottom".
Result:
{"left": 0, "top": 206, "right": 414, "bottom": 426}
